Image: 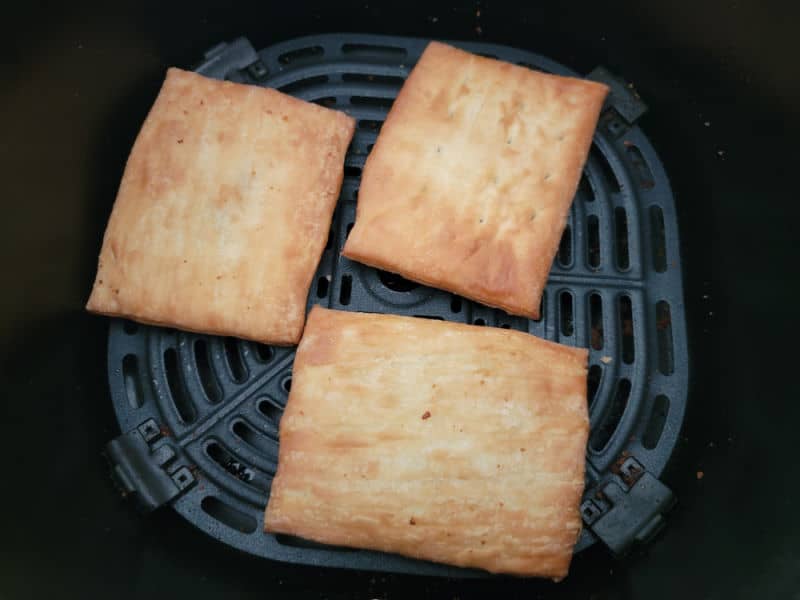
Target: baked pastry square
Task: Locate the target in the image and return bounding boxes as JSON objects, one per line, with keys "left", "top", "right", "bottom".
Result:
{"left": 342, "top": 42, "right": 608, "bottom": 319}
{"left": 265, "top": 307, "right": 589, "bottom": 579}
{"left": 86, "top": 68, "right": 355, "bottom": 344}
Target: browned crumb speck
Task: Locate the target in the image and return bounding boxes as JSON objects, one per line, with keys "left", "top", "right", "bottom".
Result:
{"left": 421, "top": 411, "right": 431, "bottom": 420}
{"left": 409, "top": 517, "right": 416, "bottom": 525}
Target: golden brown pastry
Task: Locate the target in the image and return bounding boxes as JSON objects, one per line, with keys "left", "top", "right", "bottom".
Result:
{"left": 86, "top": 68, "right": 355, "bottom": 344}
{"left": 342, "top": 42, "right": 608, "bottom": 319}
{"left": 265, "top": 307, "right": 590, "bottom": 579}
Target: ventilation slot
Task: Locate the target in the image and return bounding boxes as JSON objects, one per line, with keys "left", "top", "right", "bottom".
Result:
{"left": 558, "top": 225, "right": 573, "bottom": 267}
{"left": 277, "top": 75, "right": 329, "bottom": 94}
{"left": 591, "top": 378, "right": 631, "bottom": 451}
{"left": 350, "top": 96, "right": 394, "bottom": 109}
{"left": 194, "top": 339, "right": 221, "bottom": 404}
{"left": 592, "top": 147, "right": 622, "bottom": 193}
{"left": 316, "top": 276, "right": 330, "bottom": 298}
{"left": 253, "top": 343, "right": 273, "bottom": 363}
{"left": 587, "top": 364, "right": 602, "bottom": 406}
{"left": 413, "top": 315, "right": 443, "bottom": 320}
{"left": 619, "top": 295, "right": 635, "bottom": 364}
{"left": 533, "top": 293, "right": 544, "bottom": 323}
{"left": 614, "top": 207, "right": 630, "bottom": 270}
{"left": 207, "top": 442, "right": 255, "bottom": 483}
{"left": 339, "top": 274, "right": 352, "bottom": 305}
{"left": 257, "top": 397, "right": 283, "bottom": 425}
{"left": 473, "top": 318, "right": 486, "bottom": 326}
{"left": 358, "top": 119, "right": 382, "bottom": 131}
{"left": 223, "top": 338, "right": 248, "bottom": 383}
{"left": 656, "top": 301, "right": 675, "bottom": 375}
{"left": 577, "top": 172, "right": 594, "bottom": 202}
{"left": 643, "top": 395, "right": 670, "bottom": 449}
{"left": 123, "top": 320, "right": 138, "bottom": 334}
{"left": 626, "top": 144, "right": 655, "bottom": 189}
{"left": 590, "top": 293, "right": 604, "bottom": 350}
{"left": 450, "top": 295, "right": 462, "bottom": 313}
{"left": 560, "top": 291, "right": 574, "bottom": 337}
{"left": 344, "top": 165, "right": 362, "bottom": 178}
{"left": 278, "top": 45, "right": 324, "bottom": 65}
{"left": 587, "top": 215, "right": 601, "bottom": 268}
{"left": 312, "top": 97, "right": 337, "bottom": 108}
{"left": 164, "top": 348, "right": 195, "bottom": 423}
{"left": 341, "top": 43, "right": 408, "bottom": 59}
{"left": 233, "top": 420, "right": 277, "bottom": 457}
{"left": 200, "top": 496, "right": 257, "bottom": 534}
{"left": 282, "top": 375, "right": 292, "bottom": 394}
{"left": 275, "top": 534, "right": 357, "bottom": 552}
{"left": 650, "top": 205, "right": 667, "bottom": 272}
{"left": 122, "top": 354, "right": 143, "bottom": 408}
{"left": 351, "top": 187, "right": 359, "bottom": 201}
{"left": 342, "top": 73, "right": 405, "bottom": 86}
{"left": 378, "top": 270, "right": 418, "bottom": 292}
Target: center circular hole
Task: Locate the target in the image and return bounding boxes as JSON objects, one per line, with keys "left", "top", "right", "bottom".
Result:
{"left": 377, "top": 270, "right": 418, "bottom": 292}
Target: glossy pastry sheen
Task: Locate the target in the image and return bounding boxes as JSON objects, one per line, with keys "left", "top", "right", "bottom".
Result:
{"left": 265, "top": 307, "right": 590, "bottom": 579}
{"left": 86, "top": 68, "right": 355, "bottom": 344}
{"left": 343, "top": 42, "right": 608, "bottom": 318}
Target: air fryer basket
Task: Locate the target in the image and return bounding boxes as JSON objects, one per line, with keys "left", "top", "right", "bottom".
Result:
{"left": 104, "top": 34, "right": 688, "bottom": 576}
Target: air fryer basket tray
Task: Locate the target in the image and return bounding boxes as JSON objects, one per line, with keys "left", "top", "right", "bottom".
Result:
{"left": 104, "top": 34, "right": 688, "bottom": 576}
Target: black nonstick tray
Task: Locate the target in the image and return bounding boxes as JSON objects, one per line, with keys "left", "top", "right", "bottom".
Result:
{"left": 104, "top": 33, "right": 689, "bottom": 576}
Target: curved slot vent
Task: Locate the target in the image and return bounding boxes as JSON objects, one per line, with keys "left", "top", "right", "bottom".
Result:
{"left": 592, "top": 147, "right": 622, "bottom": 193}
{"left": 253, "top": 343, "right": 274, "bottom": 363}
{"left": 626, "top": 144, "right": 655, "bottom": 189}
{"left": 614, "top": 207, "right": 630, "bottom": 270}
{"left": 164, "top": 348, "right": 195, "bottom": 423}
{"left": 257, "top": 397, "right": 283, "bottom": 425}
{"left": 350, "top": 96, "right": 394, "bottom": 109}
{"left": 587, "top": 364, "right": 602, "bottom": 406}
{"left": 207, "top": 442, "right": 251, "bottom": 481}
{"left": 650, "top": 205, "right": 667, "bottom": 272}
{"left": 316, "top": 276, "right": 330, "bottom": 298}
{"left": 312, "top": 97, "right": 337, "bottom": 108}
{"left": 122, "top": 354, "right": 143, "bottom": 408}
{"left": 200, "top": 496, "right": 257, "bottom": 533}
{"left": 560, "top": 291, "right": 574, "bottom": 337}
{"left": 577, "top": 172, "right": 594, "bottom": 202}
{"left": 450, "top": 295, "right": 462, "bottom": 313}
{"left": 339, "top": 275, "right": 352, "bottom": 305}
{"left": 558, "top": 225, "right": 573, "bottom": 267}
{"left": 587, "top": 215, "right": 601, "bottom": 268}
{"left": 656, "top": 301, "right": 675, "bottom": 375}
{"left": 378, "top": 270, "right": 418, "bottom": 292}
{"left": 533, "top": 293, "right": 544, "bottom": 323}
{"left": 342, "top": 73, "right": 405, "bottom": 86}
{"left": 278, "top": 46, "right": 324, "bottom": 65}
{"left": 591, "top": 378, "right": 631, "bottom": 451}
{"left": 590, "top": 293, "right": 604, "bottom": 350}
{"left": 277, "top": 75, "right": 329, "bottom": 94}
{"left": 275, "top": 534, "right": 357, "bottom": 552}
{"left": 223, "top": 338, "right": 248, "bottom": 383}
{"left": 643, "top": 395, "right": 670, "bottom": 449}
{"left": 619, "top": 296, "right": 635, "bottom": 364}
{"left": 232, "top": 420, "right": 278, "bottom": 458}
{"left": 194, "top": 339, "right": 221, "bottom": 404}
{"left": 341, "top": 43, "right": 407, "bottom": 59}
{"left": 282, "top": 375, "right": 293, "bottom": 394}
{"left": 358, "top": 119, "right": 382, "bottom": 131}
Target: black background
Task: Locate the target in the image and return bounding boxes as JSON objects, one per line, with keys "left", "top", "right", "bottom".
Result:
{"left": 2, "top": 1, "right": 799, "bottom": 598}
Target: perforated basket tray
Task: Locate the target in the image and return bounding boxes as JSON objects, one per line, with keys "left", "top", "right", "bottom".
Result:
{"left": 104, "top": 34, "right": 688, "bottom": 576}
